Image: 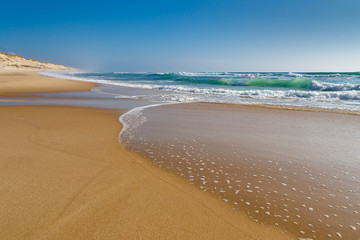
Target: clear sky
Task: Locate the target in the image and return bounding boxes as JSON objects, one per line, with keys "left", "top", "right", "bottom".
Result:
{"left": 1, "top": 0, "right": 360, "bottom": 72}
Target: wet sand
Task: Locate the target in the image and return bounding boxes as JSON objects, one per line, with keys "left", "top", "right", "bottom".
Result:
{"left": 123, "top": 103, "right": 360, "bottom": 239}
{"left": 0, "top": 72, "right": 294, "bottom": 239}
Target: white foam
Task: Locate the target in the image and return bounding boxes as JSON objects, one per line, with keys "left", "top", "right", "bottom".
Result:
{"left": 40, "top": 72, "right": 360, "bottom": 112}
{"left": 118, "top": 102, "right": 176, "bottom": 141}
{"left": 311, "top": 80, "right": 360, "bottom": 91}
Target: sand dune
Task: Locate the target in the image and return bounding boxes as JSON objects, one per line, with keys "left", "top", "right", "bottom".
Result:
{"left": 0, "top": 52, "right": 77, "bottom": 72}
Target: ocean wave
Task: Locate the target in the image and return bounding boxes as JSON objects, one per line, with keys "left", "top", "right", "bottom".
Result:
{"left": 96, "top": 80, "right": 360, "bottom": 101}
{"left": 311, "top": 81, "right": 360, "bottom": 91}
{"left": 160, "top": 74, "right": 313, "bottom": 89}
{"left": 303, "top": 72, "right": 360, "bottom": 76}
{"left": 110, "top": 72, "right": 360, "bottom": 91}
{"left": 48, "top": 72, "right": 360, "bottom": 92}
{"left": 41, "top": 71, "right": 360, "bottom": 113}
{"left": 235, "top": 89, "right": 360, "bottom": 101}
{"left": 42, "top": 72, "right": 360, "bottom": 100}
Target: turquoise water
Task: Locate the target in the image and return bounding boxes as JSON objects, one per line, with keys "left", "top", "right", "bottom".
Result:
{"left": 45, "top": 72, "right": 360, "bottom": 111}
{"left": 63, "top": 71, "right": 360, "bottom": 90}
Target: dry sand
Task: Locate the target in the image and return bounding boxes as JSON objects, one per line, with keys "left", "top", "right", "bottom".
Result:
{"left": 0, "top": 72, "right": 294, "bottom": 239}
{"left": 0, "top": 71, "right": 95, "bottom": 96}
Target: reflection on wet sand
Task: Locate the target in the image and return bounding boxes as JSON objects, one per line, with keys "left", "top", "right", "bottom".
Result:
{"left": 122, "top": 103, "right": 360, "bottom": 239}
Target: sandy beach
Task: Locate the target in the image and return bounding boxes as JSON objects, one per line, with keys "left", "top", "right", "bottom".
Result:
{"left": 3, "top": 0, "right": 360, "bottom": 238}
{"left": 0, "top": 72, "right": 295, "bottom": 239}
{"left": 0, "top": 71, "right": 95, "bottom": 96}
{"left": 127, "top": 103, "right": 360, "bottom": 239}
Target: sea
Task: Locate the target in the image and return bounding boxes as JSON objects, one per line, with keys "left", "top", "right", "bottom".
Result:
{"left": 45, "top": 71, "right": 360, "bottom": 112}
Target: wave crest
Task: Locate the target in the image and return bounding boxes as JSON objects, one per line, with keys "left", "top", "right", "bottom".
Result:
{"left": 311, "top": 81, "right": 360, "bottom": 91}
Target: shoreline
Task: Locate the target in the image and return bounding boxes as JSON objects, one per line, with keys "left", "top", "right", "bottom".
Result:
{"left": 0, "top": 71, "right": 295, "bottom": 239}
{"left": 126, "top": 102, "right": 360, "bottom": 239}
{"left": 199, "top": 101, "right": 360, "bottom": 116}
{"left": 42, "top": 71, "right": 360, "bottom": 116}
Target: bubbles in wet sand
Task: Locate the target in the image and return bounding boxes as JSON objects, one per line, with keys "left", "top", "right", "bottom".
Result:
{"left": 120, "top": 104, "right": 360, "bottom": 239}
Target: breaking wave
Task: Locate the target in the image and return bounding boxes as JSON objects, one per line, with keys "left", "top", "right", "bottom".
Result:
{"left": 41, "top": 71, "right": 360, "bottom": 111}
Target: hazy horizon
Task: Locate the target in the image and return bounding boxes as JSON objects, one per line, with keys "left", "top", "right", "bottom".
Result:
{"left": 1, "top": 0, "right": 360, "bottom": 72}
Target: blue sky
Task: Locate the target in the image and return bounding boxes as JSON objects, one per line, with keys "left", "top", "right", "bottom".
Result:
{"left": 1, "top": 0, "right": 360, "bottom": 72}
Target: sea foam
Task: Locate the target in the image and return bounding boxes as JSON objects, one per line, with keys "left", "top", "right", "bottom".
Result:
{"left": 41, "top": 71, "right": 360, "bottom": 112}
